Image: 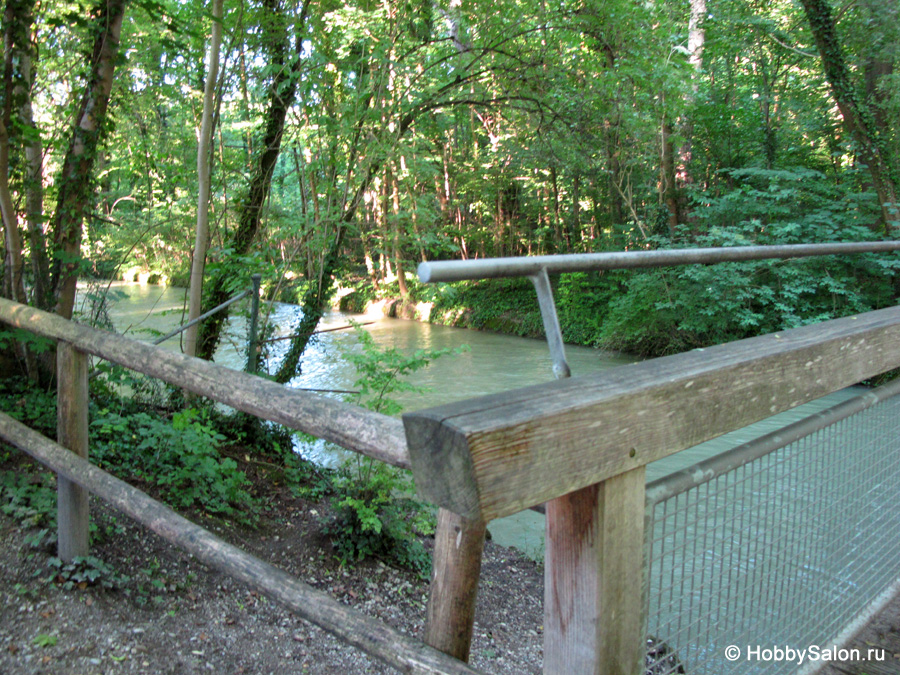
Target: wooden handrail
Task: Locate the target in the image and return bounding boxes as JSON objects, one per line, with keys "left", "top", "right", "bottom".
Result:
{"left": 0, "top": 298, "right": 410, "bottom": 469}
{"left": 403, "top": 305, "right": 900, "bottom": 522}
{"left": 0, "top": 411, "right": 479, "bottom": 675}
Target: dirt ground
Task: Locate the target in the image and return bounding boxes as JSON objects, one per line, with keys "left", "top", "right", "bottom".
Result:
{"left": 4, "top": 450, "right": 898, "bottom": 675}
{"left": 0, "top": 453, "right": 544, "bottom": 675}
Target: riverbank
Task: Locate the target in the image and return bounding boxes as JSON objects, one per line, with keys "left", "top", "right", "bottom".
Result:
{"left": 335, "top": 274, "right": 611, "bottom": 351}
{"left": 332, "top": 241, "right": 900, "bottom": 358}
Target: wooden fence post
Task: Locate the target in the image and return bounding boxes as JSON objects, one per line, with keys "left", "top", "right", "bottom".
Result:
{"left": 544, "top": 466, "right": 646, "bottom": 675}
{"left": 57, "top": 341, "right": 90, "bottom": 561}
{"left": 424, "top": 508, "right": 487, "bottom": 661}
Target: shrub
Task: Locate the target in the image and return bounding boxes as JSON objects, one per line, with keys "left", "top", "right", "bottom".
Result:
{"left": 321, "top": 325, "right": 463, "bottom": 576}
{"left": 91, "top": 408, "right": 256, "bottom": 522}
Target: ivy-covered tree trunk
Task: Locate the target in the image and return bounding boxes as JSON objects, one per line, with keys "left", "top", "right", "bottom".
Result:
{"left": 858, "top": 0, "right": 897, "bottom": 162}
{"left": 196, "top": 0, "right": 308, "bottom": 361}
{"left": 0, "top": 117, "right": 24, "bottom": 304}
{"left": 799, "top": 0, "right": 899, "bottom": 231}
{"left": 51, "top": 0, "right": 129, "bottom": 320}
{"left": 272, "top": 229, "right": 345, "bottom": 384}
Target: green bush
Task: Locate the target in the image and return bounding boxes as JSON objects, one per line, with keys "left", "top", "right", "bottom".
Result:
{"left": 321, "top": 325, "right": 460, "bottom": 576}
{"left": 0, "top": 377, "right": 58, "bottom": 437}
{"left": 430, "top": 277, "right": 545, "bottom": 336}
{"left": 323, "top": 460, "right": 434, "bottom": 576}
{"left": 91, "top": 408, "right": 256, "bottom": 522}
{"left": 599, "top": 168, "right": 900, "bottom": 356}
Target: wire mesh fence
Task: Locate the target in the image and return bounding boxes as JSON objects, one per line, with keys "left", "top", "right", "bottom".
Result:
{"left": 643, "top": 385, "right": 900, "bottom": 675}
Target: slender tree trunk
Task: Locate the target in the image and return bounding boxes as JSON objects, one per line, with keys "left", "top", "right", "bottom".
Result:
{"left": 197, "top": 0, "right": 310, "bottom": 361}
{"left": 51, "top": 0, "right": 129, "bottom": 320}
{"left": 660, "top": 115, "right": 679, "bottom": 235}
{"left": 678, "top": 0, "right": 705, "bottom": 174}
{"left": 186, "top": 0, "right": 224, "bottom": 359}
{"left": 604, "top": 122, "right": 624, "bottom": 227}
{"left": 388, "top": 163, "right": 408, "bottom": 298}
{"left": 2, "top": 0, "right": 48, "bottom": 308}
{"left": 799, "top": 0, "right": 899, "bottom": 230}
{"left": 859, "top": 0, "right": 896, "bottom": 157}
{"left": 0, "top": 119, "right": 24, "bottom": 303}
{"left": 570, "top": 173, "right": 580, "bottom": 249}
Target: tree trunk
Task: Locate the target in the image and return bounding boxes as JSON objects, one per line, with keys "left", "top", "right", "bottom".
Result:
{"left": 660, "top": 116, "right": 679, "bottom": 235}
{"left": 570, "top": 173, "right": 581, "bottom": 249}
{"left": 799, "top": 0, "right": 899, "bottom": 230}
{"left": 388, "top": 163, "right": 408, "bottom": 298}
{"left": 0, "top": 118, "right": 24, "bottom": 304}
{"left": 858, "top": 0, "right": 896, "bottom": 152}
{"left": 197, "top": 0, "right": 310, "bottom": 361}
{"left": 186, "top": 0, "right": 224, "bottom": 359}
{"left": 51, "top": 0, "right": 129, "bottom": 320}
{"left": 2, "top": 0, "right": 48, "bottom": 309}
{"left": 678, "top": 0, "right": 705, "bottom": 186}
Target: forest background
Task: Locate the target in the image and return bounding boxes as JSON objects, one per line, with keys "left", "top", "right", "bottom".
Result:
{"left": 0, "top": 0, "right": 898, "bottom": 375}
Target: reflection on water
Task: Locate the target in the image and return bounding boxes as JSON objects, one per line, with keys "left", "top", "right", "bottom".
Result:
{"left": 81, "top": 282, "right": 864, "bottom": 560}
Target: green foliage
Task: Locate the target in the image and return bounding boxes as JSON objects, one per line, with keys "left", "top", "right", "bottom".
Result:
{"left": 90, "top": 408, "right": 256, "bottom": 522}
{"left": 0, "top": 329, "right": 55, "bottom": 357}
{"left": 0, "top": 377, "right": 58, "bottom": 436}
{"left": 0, "top": 469, "right": 57, "bottom": 534}
{"left": 343, "top": 323, "right": 467, "bottom": 415}
{"left": 32, "top": 634, "right": 57, "bottom": 648}
{"left": 45, "top": 555, "right": 129, "bottom": 591}
{"left": 599, "top": 169, "right": 900, "bottom": 356}
{"left": 323, "top": 461, "right": 434, "bottom": 577}
{"left": 430, "top": 277, "right": 545, "bottom": 337}
{"left": 322, "top": 325, "right": 459, "bottom": 576}
{"left": 555, "top": 271, "right": 624, "bottom": 346}
{"left": 337, "top": 278, "right": 379, "bottom": 313}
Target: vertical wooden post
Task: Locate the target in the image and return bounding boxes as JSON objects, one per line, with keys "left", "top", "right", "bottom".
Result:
{"left": 57, "top": 341, "right": 90, "bottom": 561}
{"left": 544, "top": 466, "right": 646, "bottom": 675}
{"left": 424, "top": 508, "right": 487, "bottom": 661}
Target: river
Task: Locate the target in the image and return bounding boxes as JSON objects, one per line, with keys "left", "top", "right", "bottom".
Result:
{"left": 79, "top": 281, "right": 862, "bottom": 559}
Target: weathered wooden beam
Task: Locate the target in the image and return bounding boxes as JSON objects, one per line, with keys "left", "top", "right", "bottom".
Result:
{"left": 544, "top": 468, "right": 645, "bottom": 675}
{"left": 0, "top": 411, "right": 481, "bottom": 675}
{"left": 57, "top": 341, "right": 90, "bottom": 561}
{"left": 425, "top": 509, "right": 487, "bottom": 662}
{"left": 0, "top": 298, "right": 409, "bottom": 469}
{"left": 403, "top": 306, "right": 900, "bottom": 521}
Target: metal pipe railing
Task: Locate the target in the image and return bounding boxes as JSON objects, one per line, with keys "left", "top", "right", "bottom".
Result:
{"left": 418, "top": 241, "right": 900, "bottom": 381}
{"left": 418, "top": 241, "right": 900, "bottom": 283}
{"left": 153, "top": 287, "right": 252, "bottom": 345}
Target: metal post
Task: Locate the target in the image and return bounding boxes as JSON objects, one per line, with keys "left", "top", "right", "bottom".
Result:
{"left": 246, "top": 273, "right": 262, "bottom": 374}
{"left": 529, "top": 267, "right": 571, "bottom": 380}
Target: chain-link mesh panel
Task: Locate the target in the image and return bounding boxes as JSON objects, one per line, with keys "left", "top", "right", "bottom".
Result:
{"left": 644, "top": 393, "right": 900, "bottom": 675}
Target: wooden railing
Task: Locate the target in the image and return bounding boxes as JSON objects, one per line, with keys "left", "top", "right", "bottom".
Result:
{"left": 403, "top": 304, "right": 900, "bottom": 674}
{"left": 0, "top": 297, "right": 472, "bottom": 675}
{"left": 4, "top": 292, "right": 900, "bottom": 673}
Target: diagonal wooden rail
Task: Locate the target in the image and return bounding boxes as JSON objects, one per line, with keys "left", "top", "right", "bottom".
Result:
{"left": 0, "top": 411, "right": 479, "bottom": 674}
{"left": 0, "top": 298, "right": 409, "bottom": 468}
{"left": 0, "top": 297, "right": 484, "bottom": 674}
